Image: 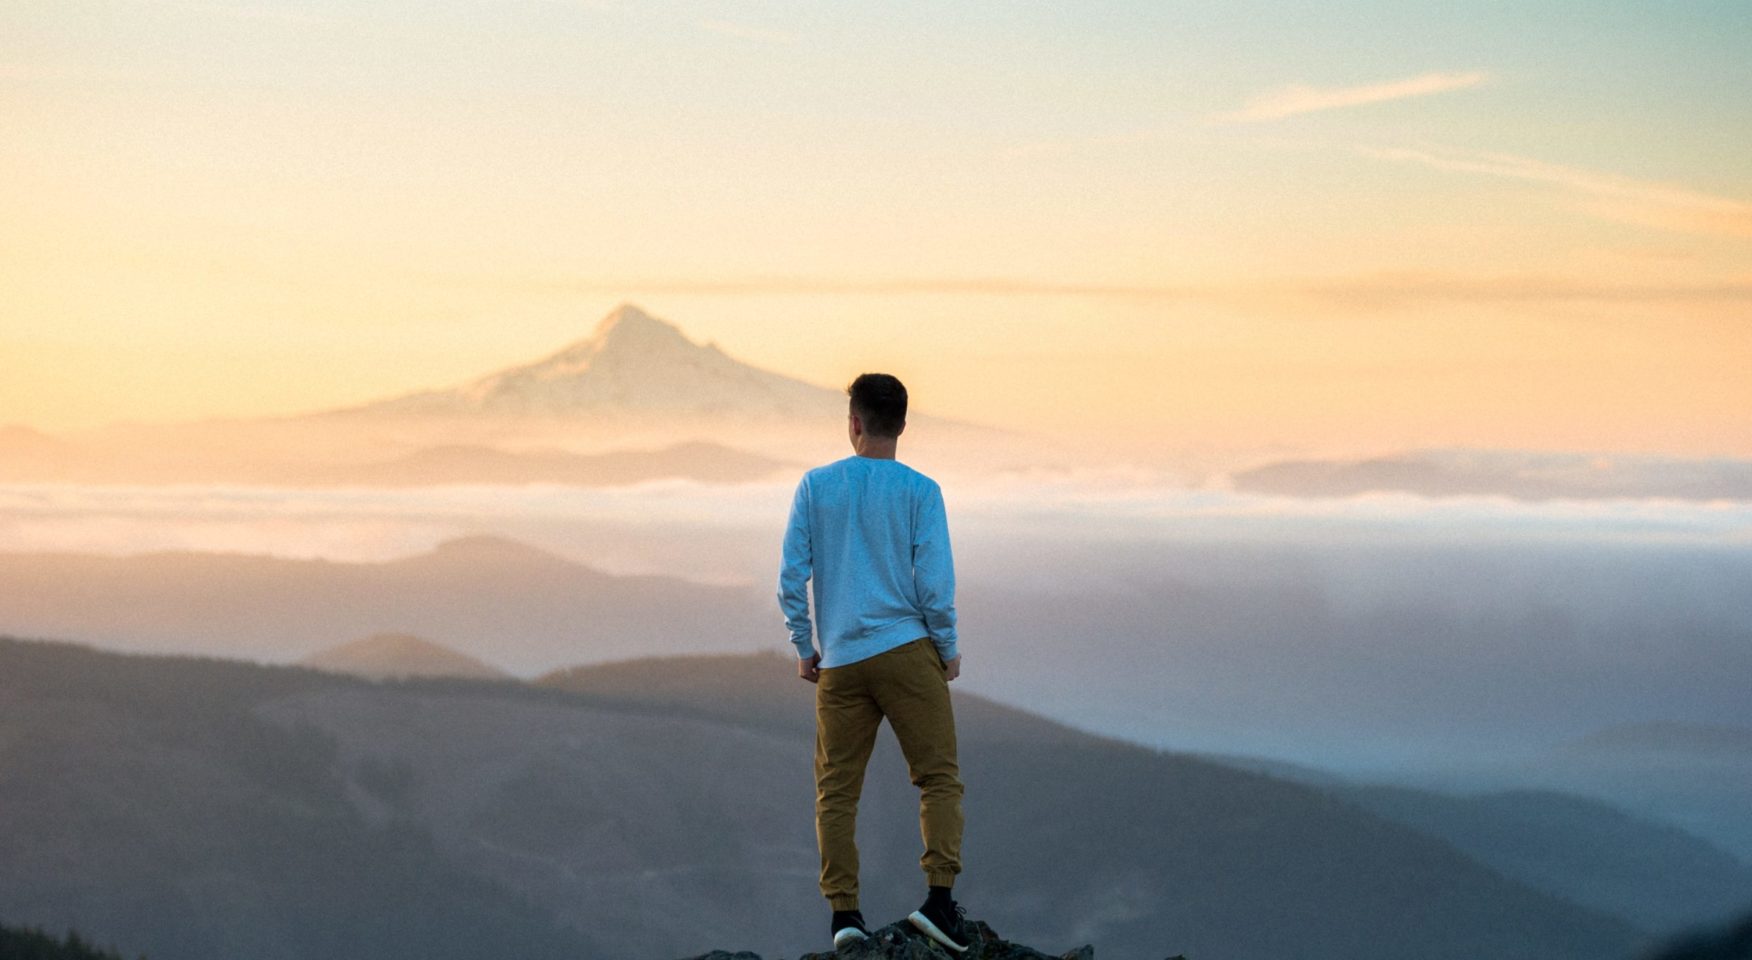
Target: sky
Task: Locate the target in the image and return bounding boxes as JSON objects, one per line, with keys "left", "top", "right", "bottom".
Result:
{"left": 3, "top": 0, "right": 1750, "bottom": 459}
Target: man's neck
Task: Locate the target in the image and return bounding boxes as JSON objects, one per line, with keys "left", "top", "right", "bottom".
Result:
{"left": 852, "top": 437, "right": 899, "bottom": 460}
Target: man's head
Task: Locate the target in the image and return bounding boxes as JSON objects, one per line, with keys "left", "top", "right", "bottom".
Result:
{"left": 846, "top": 373, "right": 907, "bottom": 442}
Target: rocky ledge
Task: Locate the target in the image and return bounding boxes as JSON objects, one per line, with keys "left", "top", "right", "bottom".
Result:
{"left": 682, "top": 918, "right": 1176, "bottom": 960}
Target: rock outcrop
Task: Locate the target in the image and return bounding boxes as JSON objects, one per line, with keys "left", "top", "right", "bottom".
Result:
{"left": 681, "top": 919, "right": 1124, "bottom": 960}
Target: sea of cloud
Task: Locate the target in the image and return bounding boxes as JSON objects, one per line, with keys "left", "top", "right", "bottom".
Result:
{"left": 4, "top": 476, "right": 1748, "bottom": 774}
{"left": 2, "top": 475, "right": 1747, "bottom": 577}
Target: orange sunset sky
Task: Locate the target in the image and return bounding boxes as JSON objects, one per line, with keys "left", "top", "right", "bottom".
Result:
{"left": 3, "top": 1, "right": 1749, "bottom": 461}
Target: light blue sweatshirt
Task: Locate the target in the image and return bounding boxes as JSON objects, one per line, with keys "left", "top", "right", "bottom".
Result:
{"left": 778, "top": 454, "right": 958, "bottom": 668}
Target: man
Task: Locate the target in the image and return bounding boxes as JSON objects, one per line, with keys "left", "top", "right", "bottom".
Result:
{"left": 778, "top": 372, "right": 970, "bottom": 952}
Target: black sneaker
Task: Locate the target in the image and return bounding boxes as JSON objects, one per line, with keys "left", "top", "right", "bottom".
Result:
{"left": 907, "top": 891, "right": 969, "bottom": 953}
{"left": 831, "top": 909, "right": 870, "bottom": 949}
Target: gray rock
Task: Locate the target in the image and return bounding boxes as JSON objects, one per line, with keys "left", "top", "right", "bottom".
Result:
{"left": 678, "top": 919, "right": 1101, "bottom": 960}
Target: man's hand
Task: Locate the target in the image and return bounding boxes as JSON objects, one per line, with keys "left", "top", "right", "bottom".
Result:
{"left": 943, "top": 655, "right": 961, "bottom": 682}
{"left": 798, "top": 654, "right": 821, "bottom": 683}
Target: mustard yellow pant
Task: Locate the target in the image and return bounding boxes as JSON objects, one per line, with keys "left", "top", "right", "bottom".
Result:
{"left": 814, "top": 636, "right": 964, "bottom": 910}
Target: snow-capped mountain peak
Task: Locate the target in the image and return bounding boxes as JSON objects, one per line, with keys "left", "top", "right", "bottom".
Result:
{"left": 322, "top": 302, "right": 838, "bottom": 419}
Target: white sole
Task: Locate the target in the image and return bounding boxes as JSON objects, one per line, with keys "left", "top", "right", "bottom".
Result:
{"left": 907, "top": 910, "right": 969, "bottom": 953}
{"left": 833, "top": 927, "right": 869, "bottom": 949}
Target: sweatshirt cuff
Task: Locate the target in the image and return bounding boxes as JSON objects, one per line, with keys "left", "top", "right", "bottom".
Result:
{"left": 931, "top": 635, "right": 958, "bottom": 662}
{"left": 792, "top": 638, "right": 818, "bottom": 660}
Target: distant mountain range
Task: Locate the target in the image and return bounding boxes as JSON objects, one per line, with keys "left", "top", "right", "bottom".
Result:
{"left": 0, "top": 304, "right": 823, "bottom": 486}
{"left": 1511, "top": 722, "right": 1752, "bottom": 864}
{"left": 1332, "top": 784, "right": 1752, "bottom": 934}
{"left": 0, "top": 303, "right": 1029, "bottom": 484}
{"left": 0, "top": 534, "right": 774, "bottom": 674}
{"left": 5, "top": 529, "right": 1749, "bottom": 865}
{"left": 1192, "top": 749, "right": 1752, "bottom": 932}
{"left": 1229, "top": 447, "right": 1752, "bottom": 501}
{"left": 0, "top": 635, "right": 1650, "bottom": 960}
{"left": 6, "top": 304, "right": 1740, "bottom": 491}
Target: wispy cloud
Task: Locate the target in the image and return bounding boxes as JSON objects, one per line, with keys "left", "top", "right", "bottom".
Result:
{"left": 696, "top": 18, "right": 798, "bottom": 45}
{"left": 1359, "top": 144, "right": 1752, "bottom": 239}
{"left": 1220, "top": 71, "right": 1488, "bottom": 123}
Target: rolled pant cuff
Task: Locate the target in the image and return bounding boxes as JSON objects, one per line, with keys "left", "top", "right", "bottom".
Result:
{"left": 829, "top": 895, "right": 860, "bottom": 911}
{"left": 926, "top": 870, "right": 958, "bottom": 888}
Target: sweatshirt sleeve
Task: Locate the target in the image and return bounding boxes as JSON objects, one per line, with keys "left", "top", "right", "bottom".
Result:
{"left": 912, "top": 479, "right": 958, "bottom": 661}
{"left": 777, "top": 475, "right": 816, "bottom": 659}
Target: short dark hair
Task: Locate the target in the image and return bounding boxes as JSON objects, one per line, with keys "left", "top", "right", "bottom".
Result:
{"left": 846, "top": 373, "right": 907, "bottom": 438}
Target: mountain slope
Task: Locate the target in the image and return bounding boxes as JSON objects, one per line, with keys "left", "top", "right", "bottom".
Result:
{"left": 0, "top": 637, "right": 1644, "bottom": 960}
{"left": 0, "top": 637, "right": 598, "bottom": 960}
{"left": 1512, "top": 722, "right": 1752, "bottom": 861}
{"left": 315, "top": 303, "right": 842, "bottom": 421}
{"left": 1193, "top": 751, "right": 1752, "bottom": 935}
{"left": 1337, "top": 785, "right": 1752, "bottom": 934}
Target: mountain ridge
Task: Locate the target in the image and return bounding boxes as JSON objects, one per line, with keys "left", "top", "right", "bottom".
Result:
{"left": 313, "top": 303, "right": 845, "bottom": 421}
{"left": 301, "top": 632, "right": 511, "bottom": 681}
{"left": 1228, "top": 447, "right": 1752, "bottom": 501}
{"left": 0, "top": 301, "right": 1031, "bottom": 483}
{"left": 0, "top": 634, "right": 1645, "bottom": 960}
{"left": 0, "top": 535, "right": 773, "bottom": 674}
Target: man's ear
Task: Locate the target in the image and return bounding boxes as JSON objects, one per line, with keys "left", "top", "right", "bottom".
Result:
{"left": 848, "top": 413, "right": 863, "bottom": 436}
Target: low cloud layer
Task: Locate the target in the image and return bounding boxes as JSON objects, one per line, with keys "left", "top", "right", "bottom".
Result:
{"left": 2, "top": 474, "right": 1748, "bottom": 583}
